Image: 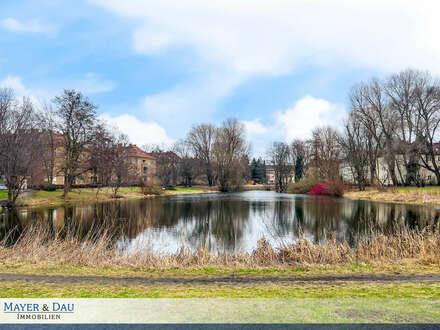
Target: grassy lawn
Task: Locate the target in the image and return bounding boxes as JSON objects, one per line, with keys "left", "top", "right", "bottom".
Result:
{"left": 3, "top": 282, "right": 440, "bottom": 322}
{"left": 12, "top": 186, "right": 214, "bottom": 207}
{"left": 1, "top": 280, "right": 440, "bottom": 299}
{"left": 2, "top": 262, "right": 440, "bottom": 279}
{"left": 0, "top": 190, "right": 7, "bottom": 199}
{"left": 173, "top": 186, "right": 205, "bottom": 192}
{"left": 398, "top": 186, "right": 440, "bottom": 192}
{"left": 344, "top": 186, "right": 440, "bottom": 206}
{"left": 2, "top": 264, "right": 440, "bottom": 323}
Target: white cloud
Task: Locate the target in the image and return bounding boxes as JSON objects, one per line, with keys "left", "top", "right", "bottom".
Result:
{"left": 242, "top": 118, "right": 268, "bottom": 138}
{"left": 276, "top": 95, "right": 345, "bottom": 142}
{"left": 91, "top": 0, "right": 440, "bottom": 137}
{"left": 242, "top": 95, "right": 346, "bottom": 156}
{"left": 99, "top": 113, "right": 174, "bottom": 147}
{"left": 92, "top": 0, "right": 440, "bottom": 75}
{"left": 0, "top": 75, "right": 46, "bottom": 109}
{"left": 0, "top": 75, "right": 28, "bottom": 95}
{"left": 1, "top": 18, "right": 57, "bottom": 36}
{"left": 72, "top": 73, "right": 117, "bottom": 94}
{"left": 241, "top": 118, "right": 272, "bottom": 157}
{"left": 141, "top": 71, "right": 242, "bottom": 133}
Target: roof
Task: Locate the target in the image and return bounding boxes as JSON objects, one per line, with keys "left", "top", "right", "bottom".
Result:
{"left": 149, "top": 151, "right": 181, "bottom": 161}
{"left": 128, "top": 145, "right": 155, "bottom": 160}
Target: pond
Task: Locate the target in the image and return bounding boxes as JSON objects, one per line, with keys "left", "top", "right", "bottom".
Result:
{"left": 1, "top": 191, "right": 439, "bottom": 253}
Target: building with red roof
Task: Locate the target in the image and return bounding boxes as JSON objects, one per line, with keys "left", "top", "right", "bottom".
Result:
{"left": 127, "top": 145, "right": 156, "bottom": 182}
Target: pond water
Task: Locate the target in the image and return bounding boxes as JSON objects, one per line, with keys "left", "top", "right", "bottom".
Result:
{"left": 1, "top": 191, "right": 439, "bottom": 253}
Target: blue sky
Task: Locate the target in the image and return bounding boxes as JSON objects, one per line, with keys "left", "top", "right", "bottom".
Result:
{"left": 1, "top": 0, "right": 439, "bottom": 156}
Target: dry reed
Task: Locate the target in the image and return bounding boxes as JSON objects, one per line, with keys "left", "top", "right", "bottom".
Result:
{"left": 1, "top": 222, "right": 440, "bottom": 268}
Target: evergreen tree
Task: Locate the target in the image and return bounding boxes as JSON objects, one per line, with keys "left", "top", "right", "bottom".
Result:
{"left": 295, "top": 155, "right": 304, "bottom": 182}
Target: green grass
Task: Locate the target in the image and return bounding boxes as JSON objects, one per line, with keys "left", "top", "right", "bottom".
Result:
{"left": 0, "top": 191, "right": 7, "bottom": 199}
{"left": 13, "top": 186, "right": 212, "bottom": 207}
{"left": 1, "top": 263, "right": 439, "bottom": 279}
{"left": 173, "top": 187, "right": 205, "bottom": 192}
{"left": 26, "top": 187, "right": 141, "bottom": 200}
{"left": 398, "top": 186, "right": 440, "bottom": 192}
{"left": 4, "top": 283, "right": 440, "bottom": 322}
{"left": 1, "top": 281, "right": 440, "bottom": 298}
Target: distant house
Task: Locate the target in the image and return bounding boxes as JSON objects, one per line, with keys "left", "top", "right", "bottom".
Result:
{"left": 30, "top": 137, "right": 156, "bottom": 187}
{"left": 127, "top": 144, "right": 156, "bottom": 183}
{"left": 340, "top": 143, "right": 440, "bottom": 186}
{"left": 265, "top": 165, "right": 295, "bottom": 185}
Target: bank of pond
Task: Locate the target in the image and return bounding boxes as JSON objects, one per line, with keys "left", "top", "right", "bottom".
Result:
{"left": 0, "top": 191, "right": 439, "bottom": 255}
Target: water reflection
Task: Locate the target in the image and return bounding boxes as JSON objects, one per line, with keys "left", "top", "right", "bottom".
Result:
{"left": 1, "top": 191, "right": 439, "bottom": 253}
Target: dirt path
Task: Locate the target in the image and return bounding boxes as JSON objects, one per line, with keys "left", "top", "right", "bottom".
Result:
{"left": 2, "top": 273, "right": 440, "bottom": 285}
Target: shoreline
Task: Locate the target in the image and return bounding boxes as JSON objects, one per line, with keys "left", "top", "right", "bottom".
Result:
{"left": 343, "top": 186, "right": 440, "bottom": 207}
{"left": 0, "top": 186, "right": 218, "bottom": 209}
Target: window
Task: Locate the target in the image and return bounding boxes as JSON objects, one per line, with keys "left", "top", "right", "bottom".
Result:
{"left": 143, "top": 166, "right": 148, "bottom": 175}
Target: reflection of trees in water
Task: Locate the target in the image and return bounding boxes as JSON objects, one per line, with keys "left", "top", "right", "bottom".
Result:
{"left": 339, "top": 201, "right": 440, "bottom": 246}
{"left": 0, "top": 209, "right": 23, "bottom": 246}
{"left": 261, "top": 196, "right": 440, "bottom": 246}
{"left": 1, "top": 193, "right": 440, "bottom": 251}
{"left": 266, "top": 197, "right": 347, "bottom": 244}
{"left": 151, "top": 199, "right": 251, "bottom": 252}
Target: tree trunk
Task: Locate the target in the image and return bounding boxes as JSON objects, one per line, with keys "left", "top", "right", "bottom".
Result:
{"left": 63, "top": 175, "right": 71, "bottom": 198}
{"left": 8, "top": 189, "right": 13, "bottom": 204}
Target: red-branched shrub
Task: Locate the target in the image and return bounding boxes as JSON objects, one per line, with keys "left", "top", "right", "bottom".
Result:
{"left": 308, "top": 180, "right": 345, "bottom": 197}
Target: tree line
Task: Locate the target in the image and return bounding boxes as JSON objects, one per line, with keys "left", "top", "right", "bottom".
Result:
{"left": 0, "top": 88, "right": 132, "bottom": 206}
{"left": 143, "top": 119, "right": 250, "bottom": 192}
{"left": 0, "top": 88, "right": 252, "bottom": 206}
{"left": 267, "top": 69, "right": 440, "bottom": 192}
{"left": 2, "top": 68, "right": 439, "bottom": 204}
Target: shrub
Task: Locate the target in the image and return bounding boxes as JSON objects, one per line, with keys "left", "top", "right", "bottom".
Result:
{"left": 35, "top": 184, "right": 57, "bottom": 191}
{"left": 141, "top": 184, "right": 163, "bottom": 196}
{"left": 140, "top": 177, "right": 163, "bottom": 196}
{"left": 287, "top": 177, "right": 320, "bottom": 194}
{"left": 308, "top": 180, "right": 346, "bottom": 197}
{"left": 166, "top": 185, "right": 176, "bottom": 190}
{"left": 44, "top": 185, "right": 57, "bottom": 192}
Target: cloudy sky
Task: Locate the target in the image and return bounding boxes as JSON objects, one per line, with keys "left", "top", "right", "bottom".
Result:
{"left": 1, "top": 0, "right": 439, "bottom": 155}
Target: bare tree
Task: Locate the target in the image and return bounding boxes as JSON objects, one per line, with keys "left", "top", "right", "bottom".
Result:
{"left": 53, "top": 90, "right": 98, "bottom": 198}
{"left": 0, "top": 92, "right": 40, "bottom": 206}
{"left": 148, "top": 145, "right": 180, "bottom": 186}
{"left": 38, "top": 106, "right": 59, "bottom": 185}
{"left": 89, "top": 122, "right": 114, "bottom": 192}
{"left": 186, "top": 124, "right": 217, "bottom": 186}
{"left": 309, "top": 126, "right": 341, "bottom": 180}
{"left": 412, "top": 73, "right": 440, "bottom": 184}
{"left": 339, "top": 115, "right": 369, "bottom": 190}
{"left": 350, "top": 80, "right": 400, "bottom": 185}
{"left": 109, "top": 133, "right": 131, "bottom": 196}
{"left": 291, "top": 139, "right": 309, "bottom": 182}
{"left": 267, "top": 142, "right": 293, "bottom": 192}
{"left": 384, "top": 69, "right": 424, "bottom": 185}
{"left": 173, "top": 140, "right": 200, "bottom": 187}
{"left": 213, "top": 119, "right": 249, "bottom": 192}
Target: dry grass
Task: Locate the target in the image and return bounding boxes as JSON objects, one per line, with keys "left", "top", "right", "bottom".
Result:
{"left": 16, "top": 186, "right": 216, "bottom": 207}
{"left": 287, "top": 177, "right": 320, "bottom": 194}
{"left": 344, "top": 187, "right": 440, "bottom": 206}
{"left": 2, "top": 222, "right": 440, "bottom": 269}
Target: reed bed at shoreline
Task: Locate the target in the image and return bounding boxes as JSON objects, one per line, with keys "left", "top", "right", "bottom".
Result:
{"left": 1, "top": 222, "right": 440, "bottom": 268}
